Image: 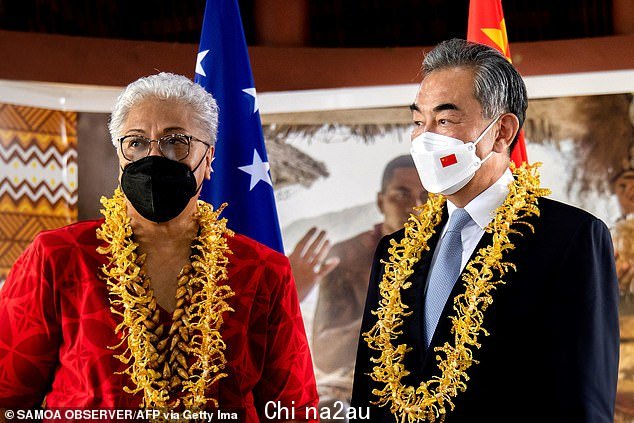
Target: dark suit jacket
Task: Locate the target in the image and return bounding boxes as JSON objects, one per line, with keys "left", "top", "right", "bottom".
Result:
{"left": 351, "top": 197, "right": 619, "bottom": 422}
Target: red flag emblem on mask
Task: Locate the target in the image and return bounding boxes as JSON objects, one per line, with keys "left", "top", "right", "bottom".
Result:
{"left": 440, "top": 154, "right": 458, "bottom": 167}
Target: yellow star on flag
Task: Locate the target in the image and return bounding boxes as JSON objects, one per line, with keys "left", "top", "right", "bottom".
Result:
{"left": 480, "top": 18, "right": 511, "bottom": 61}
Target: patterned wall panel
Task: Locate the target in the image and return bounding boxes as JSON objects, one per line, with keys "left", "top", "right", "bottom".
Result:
{"left": 0, "top": 103, "right": 78, "bottom": 281}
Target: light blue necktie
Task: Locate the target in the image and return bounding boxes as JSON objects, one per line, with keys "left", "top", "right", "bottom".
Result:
{"left": 424, "top": 208, "right": 472, "bottom": 347}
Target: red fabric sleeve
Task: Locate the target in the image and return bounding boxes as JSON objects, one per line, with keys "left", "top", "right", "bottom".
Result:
{"left": 253, "top": 256, "right": 319, "bottom": 422}
{"left": 0, "top": 234, "right": 61, "bottom": 407}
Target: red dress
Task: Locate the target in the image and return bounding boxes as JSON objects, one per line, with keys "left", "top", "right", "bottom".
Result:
{"left": 0, "top": 220, "right": 318, "bottom": 421}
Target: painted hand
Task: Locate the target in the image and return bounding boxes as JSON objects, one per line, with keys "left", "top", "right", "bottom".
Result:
{"left": 288, "top": 227, "right": 340, "bottom": 301}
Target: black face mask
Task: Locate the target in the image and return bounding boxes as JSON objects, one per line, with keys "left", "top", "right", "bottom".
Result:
{"left": 120, "top": 155, "right": 206, "bottom": 223}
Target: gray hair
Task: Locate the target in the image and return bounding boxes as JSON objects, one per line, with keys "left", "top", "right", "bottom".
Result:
{"left": 108, "top": 72, "right": 219, "bottom": 147}
{"left": 422, "top": 39, "right": 528, "bottom": 146}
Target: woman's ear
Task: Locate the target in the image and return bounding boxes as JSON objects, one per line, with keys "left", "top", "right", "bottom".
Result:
{"left": 205, "top": 147, "right": 215, "bottom": 180}
{"left": 493, "top": 113, "right": 520, "bottom": 153}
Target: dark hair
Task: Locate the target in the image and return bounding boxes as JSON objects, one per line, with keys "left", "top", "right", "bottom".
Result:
{"left": 381, "top": 155, "right": 416, "bottom": 192}
{"left": 422, "top": 38, "right": 528, "bottom": 148}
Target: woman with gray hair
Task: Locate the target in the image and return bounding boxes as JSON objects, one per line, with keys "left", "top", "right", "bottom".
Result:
{"left": 0, "top": 72, "right": 318, "bottom": 422}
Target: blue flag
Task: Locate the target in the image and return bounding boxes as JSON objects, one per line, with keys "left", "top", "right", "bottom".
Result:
{"left": 194, "top": 0, "right": 284, "bottom": 253}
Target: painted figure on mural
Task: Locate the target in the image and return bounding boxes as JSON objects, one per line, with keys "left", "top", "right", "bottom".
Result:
{"left": 613, "top": 144, "right": 634, "bottom": 301}
{"left": 612, "top": 143, "right": 634, "bottom": 422}
{"left": 289, "top": 155, "right": 427, "bottom": 422}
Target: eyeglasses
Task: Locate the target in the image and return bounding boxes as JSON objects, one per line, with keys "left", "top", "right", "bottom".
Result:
{"left": 118, "top": 133, "right": 210, "bottom": 162}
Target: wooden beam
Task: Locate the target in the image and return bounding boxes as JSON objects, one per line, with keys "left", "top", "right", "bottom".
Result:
{"left": 0, "top": 30, "right": 632, "bottom": 91}
{"left": 261, "top": 107, "right": 412, "bottom": 125}
{"left": 0, "top": 31, "right": 196, "bottom": 87}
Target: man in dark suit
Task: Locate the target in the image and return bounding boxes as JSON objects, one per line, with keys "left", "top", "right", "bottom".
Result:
{"left": 351, "top": 39, "right": 619, "bottom": 422}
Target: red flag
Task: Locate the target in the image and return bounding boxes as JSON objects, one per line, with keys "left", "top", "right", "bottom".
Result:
{"left": 440, "top": 154, "right": 458, "bottom": 168}
{"left": 467, "top": 0, "right": 528, "bottom": 166}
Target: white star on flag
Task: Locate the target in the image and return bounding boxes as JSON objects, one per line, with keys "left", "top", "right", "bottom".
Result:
{"left": 196, "top": 50, "right": 209, "bottom": 77}
{"left": 242, "top": 88, "right": 259, "bottom": 113}
{"left": 238, "top": 149, "right": 272, "bottom": 191}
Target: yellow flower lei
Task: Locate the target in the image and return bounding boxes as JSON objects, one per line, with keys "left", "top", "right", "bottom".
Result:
{"left": 96, "top": 188, "right": 235, "bottom": 410}
{"left": 364, "top": 163, "right": 550, "bottom": 422}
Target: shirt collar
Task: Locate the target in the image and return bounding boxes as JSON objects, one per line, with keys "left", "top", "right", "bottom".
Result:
{"left": 447, "top": 169, "right": 514, "bottom": 230}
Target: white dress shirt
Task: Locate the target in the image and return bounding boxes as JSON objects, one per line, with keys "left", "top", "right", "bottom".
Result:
{"left": 427, "top": 169, "right": 514, "bottom": 275}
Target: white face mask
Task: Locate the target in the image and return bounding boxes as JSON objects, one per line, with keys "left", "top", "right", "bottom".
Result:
{"left": 409, "top": 117, "right": 499, "bottom": 195}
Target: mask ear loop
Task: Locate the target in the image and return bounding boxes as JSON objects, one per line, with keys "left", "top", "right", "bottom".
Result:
{"left": 473, "top": 116, "right": 501, "bottom": 145}
{"left": 191, "top": 143, "right": 212, "bottom": 195}
{"left": 472, "top": 116, "right": 501, "bottom": 163}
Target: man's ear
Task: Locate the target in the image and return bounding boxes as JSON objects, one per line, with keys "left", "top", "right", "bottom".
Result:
{"left": 493, "top": 113, "right": 520, "bottom": 153}
{"left": 377, "top": 192, "right": 385, "bottom": 214}
{"left": 204, "top": 146, "right": 215, "bottom": 180}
